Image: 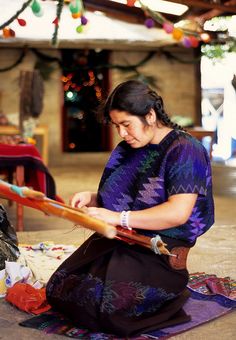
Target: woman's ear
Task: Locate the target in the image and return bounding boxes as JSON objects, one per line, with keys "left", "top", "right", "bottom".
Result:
{"left": 146, "top": 109, "right": 156, "bottom": 125}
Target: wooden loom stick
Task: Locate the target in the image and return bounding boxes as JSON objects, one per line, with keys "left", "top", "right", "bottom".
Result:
{"left": 33, "top": 200, "right": 117, "bottom": 239}
{"left": 0, "top": 180, "right": 174, "bottom": 255}
{"left": 0, "top": 180, "right": 117, "bottom": 239}
{"left": 29, "top": 191, "right": 173, "bottom": 255}
{"left": 116, "top": 226, "right": 174, "bottom": 256}
{"left": 12, "top": 187, "right": 88, "bottom": 214}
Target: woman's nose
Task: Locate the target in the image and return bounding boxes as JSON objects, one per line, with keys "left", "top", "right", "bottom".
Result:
{"left": 119, "top": 126, "right": 128, "bottom": 138}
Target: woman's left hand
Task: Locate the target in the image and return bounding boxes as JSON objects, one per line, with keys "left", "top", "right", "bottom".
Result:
{"left": 86, "top": 207, "right": 119, "bottom": 226}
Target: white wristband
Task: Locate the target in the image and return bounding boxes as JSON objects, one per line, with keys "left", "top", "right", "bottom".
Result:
{"left": 120, "top": 210, "right": 132, "bottom": 230}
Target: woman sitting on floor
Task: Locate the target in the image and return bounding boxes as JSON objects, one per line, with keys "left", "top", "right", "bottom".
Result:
{"left": 46, "top": 80, "right": 215, "bottom": 337}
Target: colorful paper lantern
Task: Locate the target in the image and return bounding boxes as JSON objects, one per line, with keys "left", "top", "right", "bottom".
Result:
{"left": 2, "top": 27, "right": 11, "bottom": 38}
{"left": 200, "top": 32, "right": 211, "bottom": 43}
{"left": 17, "top": 18, "right": 26, "bottom": 26}
{"left": 189, "top": 36, "right": 199, "bottom": 48}
{"left": 52, "top": 17, "right": 59, "bottom": 26}
{"left": 172, "top": 27, "right": 183, "bottom": 41}
{"left": 31, "top": 0, "right": 44, "bottom": 17}
{"left": 69, "top": 0, "right": 81, "bottom": 14}
{"left": 163, "top": 22, "right": 174, "bottom": 34}
{"left": 2, "top": 27, "right": 15, "bottom": 38}
{"left": 182, "top": 37, "right": 192, "bottom": 48}
{"left": 9, "top": 29, "right": 15, "bottom": 37}
{"left": 144, "top": 18, "right": 155, "bottom": 29}
{"left": 126, "top": 0, "right": 136, "bottom": 6}
{"left": 81, "top": 16, "right": 88, "bottom": 25}
{"left": 76, "top": 24, "right": 83, "bottom": 33}
{"left": 72, "top": 12, "right": 81, "bottom": 19}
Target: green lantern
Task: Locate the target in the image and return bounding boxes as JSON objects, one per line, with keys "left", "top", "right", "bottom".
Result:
{"left": 69, "top": 0, "right": 81, "bottom": 14}
{"left": 31, "top": 0, "right": 44, "bottom": 17}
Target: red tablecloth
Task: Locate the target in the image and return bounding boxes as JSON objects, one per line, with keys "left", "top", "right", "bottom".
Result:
{"left": 0, "top": 143, "right": 56, "bottom": 199}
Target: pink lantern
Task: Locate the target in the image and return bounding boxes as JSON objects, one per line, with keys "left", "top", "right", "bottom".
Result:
{"left": 163, "top": 22, "right": 174, "bottom": 34}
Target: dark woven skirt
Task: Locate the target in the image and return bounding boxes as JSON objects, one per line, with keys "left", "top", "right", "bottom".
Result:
{"left": 46, "top": 233, "right": 192, "bottom": 337}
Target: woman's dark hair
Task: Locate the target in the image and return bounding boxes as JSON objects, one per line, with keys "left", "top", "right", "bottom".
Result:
{"left": 103, "top": 80, "right": 183, "bottom": 130}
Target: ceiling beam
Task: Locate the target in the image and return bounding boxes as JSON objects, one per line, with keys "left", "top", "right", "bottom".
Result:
{"left": 83, "top": 0, "right": 145, "bottom": 23}
{"left": 168, "top": 0, "right": 236, "bottom": 13}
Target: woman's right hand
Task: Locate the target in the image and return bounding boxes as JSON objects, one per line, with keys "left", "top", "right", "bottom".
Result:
{"left": 70, "top": 191, "right": 93, "bottom": 209}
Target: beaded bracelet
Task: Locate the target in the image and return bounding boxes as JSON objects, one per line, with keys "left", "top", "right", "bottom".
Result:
{"left": 120, "top": 210, "right": 132, "bottom": 230}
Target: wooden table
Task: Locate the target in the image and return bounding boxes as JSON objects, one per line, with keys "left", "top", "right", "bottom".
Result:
{"left": 0, "top": 125, "right": 49, "bottom": 165}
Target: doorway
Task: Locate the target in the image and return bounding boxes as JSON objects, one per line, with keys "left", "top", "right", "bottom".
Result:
{"left": 201, "top": 52, "right": 236, "bottom": 162}
{"left": 61, "top": 49, "right": 111, "bottom": 152}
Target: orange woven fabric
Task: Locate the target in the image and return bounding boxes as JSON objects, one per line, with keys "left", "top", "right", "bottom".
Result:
{"left": 5, "top": 283, "right": 51, "bottom": 315}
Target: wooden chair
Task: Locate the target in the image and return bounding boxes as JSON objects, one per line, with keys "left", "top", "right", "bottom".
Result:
{"left": 0, "top": 143, "right": 56, "bottom": 231}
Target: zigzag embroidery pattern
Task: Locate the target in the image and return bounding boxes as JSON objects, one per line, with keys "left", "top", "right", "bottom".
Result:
{"left": 106, "top": 145, "right": 125, "bottom": 170}
{"left": 167, "top": 184, "right": 207, "bottom": 196}
{"left": 137, "top": 177, "right": 164, "bottom": 205}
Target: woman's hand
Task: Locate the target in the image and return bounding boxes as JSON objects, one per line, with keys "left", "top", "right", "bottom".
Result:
{"left": 70, "top": 191, "right": 97, "bottom": 209}
{"left": 86, "top": 207, "right": 120, "bottom": 226}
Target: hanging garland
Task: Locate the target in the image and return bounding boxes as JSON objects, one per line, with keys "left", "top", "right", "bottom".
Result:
{"left": 0, "top": 49, "right": 26, "bottom": 72}
{"left": 0, "top": 0, "right": 210, "bottom": 48}
{"left": 0, "top": 0, "right": 32, "bottom": 30}
{"left": 68, "top": 0, "right": 88, "bottom": 33}
{"left": 160, "top": 48, "right": 201, "bottom": 64}
{"left": 1, "top": 0, "right": 233, "bottom": 62}
{"left": 135, "top": 0, "right": 210, "bottom": 48}
{"left": 0, "top": 45, "right": 204, "bottom": 75}
{"left": 0, "top": 0, "right": 42, "bottom": 39}
{"left": 52, "top": 0, "right": 64, "bottom": 46}
{"left": 31, "top": 48, "right": 63, "bottom": 66}
{"left": 0, "top": 0, "right": 88, "bottom": 46}
{"left": 135, "top": 0, "right": 236, "bottom": 55}
{"left": 1, "top": 0, "right": 234, "bottom": 52}
{"left": 31, "top": 48, "right": 202, "bottom": 76}
{"left": 33, "top": 49, "right": 158, "bottom": 78}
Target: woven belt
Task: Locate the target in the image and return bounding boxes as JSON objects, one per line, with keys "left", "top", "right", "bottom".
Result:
{"left": 168, "top": 246, "right": 190, "bottom": 270}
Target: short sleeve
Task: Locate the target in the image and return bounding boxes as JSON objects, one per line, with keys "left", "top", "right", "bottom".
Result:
{"left": 165, "top": 138, "right": 209, "bottom": 197}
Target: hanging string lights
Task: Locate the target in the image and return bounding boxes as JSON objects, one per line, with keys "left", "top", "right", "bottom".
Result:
{"left": 17, "top": 18, "right": 27, "bottom": 27}
{"left": 0, "top": 0, "right": 88, "bottom": 45}
{"left": 1, "top": 0, "right": 44, "bottom": 38}
{"left": 68, "top": 0, "right": 88, "bottom": 33}
{"left": 0, "top": 0, "right": 211, "bottom": 47}
{"left": 134, "top": 0, "right": 211, "bottom": 48}
{"left": 0, "top": 0, "right": 32, "bottom": 39}
{"left": 31, "top": 0, "right": 44, "bottom": 17}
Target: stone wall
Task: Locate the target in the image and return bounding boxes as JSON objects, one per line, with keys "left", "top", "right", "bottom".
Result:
{"left": 110, "top": 49, "right": 198, "bottom": 147}
{"left": 0, "top": 47, "right": 199, "bottom": 166}
{"left": 0, "top": 48, "right": 63, "bottom": 165}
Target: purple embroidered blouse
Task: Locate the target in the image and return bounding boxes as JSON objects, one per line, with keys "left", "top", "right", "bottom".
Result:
{"left": 97, "top": 130, "right": 214, "bottom": 244}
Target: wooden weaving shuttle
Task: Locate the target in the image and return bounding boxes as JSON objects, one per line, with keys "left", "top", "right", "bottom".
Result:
{"left": 0, "top": 180, "right": 176, "bottom": 255}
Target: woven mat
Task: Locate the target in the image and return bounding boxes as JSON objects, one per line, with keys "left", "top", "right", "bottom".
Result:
{"left": 19, "top": 272, "right": 236, "bottom": 339}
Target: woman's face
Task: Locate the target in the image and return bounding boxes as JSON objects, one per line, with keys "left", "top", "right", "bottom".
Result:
{"left": 109, "top": 110, "right": 156, "bottom": 148}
